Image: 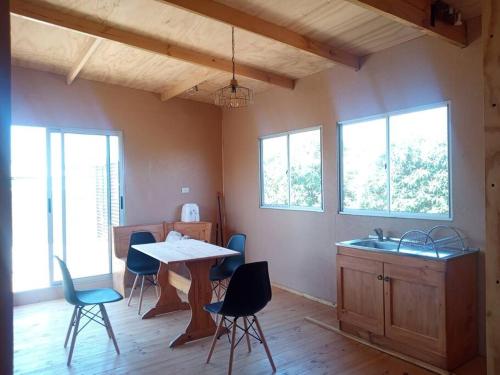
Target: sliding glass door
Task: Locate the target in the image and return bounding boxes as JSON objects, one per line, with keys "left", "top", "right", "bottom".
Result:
{"left": 11, "top": 126, "right": 123, "bottom": 292}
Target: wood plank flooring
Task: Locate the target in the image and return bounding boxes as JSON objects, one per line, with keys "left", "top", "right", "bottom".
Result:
{"left": 14, "top": 287, "right": 484, "bottom": 374}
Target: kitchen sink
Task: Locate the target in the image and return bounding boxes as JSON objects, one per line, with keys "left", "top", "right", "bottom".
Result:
{"left": 338, "top": 238, "right": 476, "bottom": 259}
{"left": 348, "top": 239, "right": 399, "bottom": 251}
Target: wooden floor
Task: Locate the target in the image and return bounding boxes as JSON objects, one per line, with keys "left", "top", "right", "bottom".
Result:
{"left": 14, "top": 287, "right": 485, "bottom": 375}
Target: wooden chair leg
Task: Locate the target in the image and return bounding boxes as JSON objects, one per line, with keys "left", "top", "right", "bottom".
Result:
{"left": 219, "top": 279, "right": 228, "bottom": 300}
{"left": 98, "top": 304, "right": 112, "bottom": 338}
{"left": 127, "top": 274, "right": 139, "bottom": 307}
{"left": 254, "top": 315, "right": 276, "bottom": 372}
{"left": 153, "top": 274, "right": 159, "bottom": 299}
{"left": 64, "top": 306, "right": 77, "bottom": 348}
{"left": 67, "top": 306, "right": 82, "bottom": 366}
{"left": 100, "top": 304, "right": 120, "bottom": 355}
{"left": 243, "top": 317, "right": 251, "bottom": 352}
{"left": 211, "top": 281, "right": 221, "bottom": 325}
{"left": 206, "top": 315, "right": 225, "bottom": 364}
{"left": 228, "top": 317, "right": 238, "bottom": 375}
{"left": 138, "top": 276, "right": 145, "bottom": 315}
{"left": 212, "top": 280, "right": 219, "bottom": 301}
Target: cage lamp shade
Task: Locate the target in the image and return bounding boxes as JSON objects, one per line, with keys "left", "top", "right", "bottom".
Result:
{"left": 214, "top": 79, "right": 253, "bottom": 108}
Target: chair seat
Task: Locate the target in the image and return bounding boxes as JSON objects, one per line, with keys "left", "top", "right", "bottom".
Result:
{"left": 209, "top": 265, "right": 233, "bottom": 282}
{"left": 76, "top": 288, "right": 123, "bottom": 306}
{"left": 127, "top": 264, "right": 159, "bottom": 276}
{"left": 204, "top": 301, "right": 223, "bottom": 314}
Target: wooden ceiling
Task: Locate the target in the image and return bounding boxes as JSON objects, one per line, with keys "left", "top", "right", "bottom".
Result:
{"left": 10, "top": 0, "right": 480, "bottom": 104}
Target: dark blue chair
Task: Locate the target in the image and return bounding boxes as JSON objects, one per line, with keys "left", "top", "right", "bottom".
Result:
{"left": 210, "top": 233, "right": 246, "bottom": 301}
{"left": 55, "top": 256, "right": 122, "bottom": 366}
{"left": 126, "top": 231, "right": 160, "bottom": 315}
{"left": 204, "top": 261, "right": 275, "bottom": 374}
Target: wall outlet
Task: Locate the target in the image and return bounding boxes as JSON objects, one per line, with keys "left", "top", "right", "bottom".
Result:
{"left": 181, "top": 187, "right": 190, "bottom": 194}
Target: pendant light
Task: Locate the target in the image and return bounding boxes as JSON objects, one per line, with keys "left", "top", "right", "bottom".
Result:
{"left": 214, "top": 27, "right": 253, "bottom": 108}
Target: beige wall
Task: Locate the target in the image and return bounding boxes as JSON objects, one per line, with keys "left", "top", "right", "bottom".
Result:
{"left": 11, "top": 66, "right": 222, "bottom": 227}
{"left": 222, "top": 35, "right": 484, "bottom": 307}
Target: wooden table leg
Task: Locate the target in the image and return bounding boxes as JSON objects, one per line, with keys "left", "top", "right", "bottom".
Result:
{"left": 169, "top": 259, "right": 218, "bottom": 347}
{"left": 142, "top": 262, "right": 190, "bottom": 319}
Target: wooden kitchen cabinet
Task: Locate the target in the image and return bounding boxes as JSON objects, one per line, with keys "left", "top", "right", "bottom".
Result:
{"left": 336, "top": 245, "right": 478, "bottom": 370}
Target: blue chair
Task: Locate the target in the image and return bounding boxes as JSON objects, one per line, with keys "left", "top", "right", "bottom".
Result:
{"left": 204, "top": 261, "right": 275, "bottom": 375}
{"left": 210, "top": 233, "right": 246, "bottom": 301}
{"left": 126, "top": 231, "right": 160, "bottom": 315}
{"left": 55, "top": 256, "right": 122, "bottom": 366}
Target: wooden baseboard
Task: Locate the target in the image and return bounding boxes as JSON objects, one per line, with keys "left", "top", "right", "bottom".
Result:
{"left": 271, "top": 282, "right": 336, "bottom": 308}
{"left": 304, "top": 316, "right": 452, "bottom": 375}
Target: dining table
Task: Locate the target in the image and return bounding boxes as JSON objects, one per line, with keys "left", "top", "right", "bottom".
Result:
{"left": 132, "top": 239, "right": 239, "bottom": 347}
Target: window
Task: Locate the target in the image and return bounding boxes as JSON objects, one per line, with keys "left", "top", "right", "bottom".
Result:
{"left": 260, "top": 127, "right": 323, "bottom": 211}
{"left": 339, "top": 103, "right": 450, "bottom": 219}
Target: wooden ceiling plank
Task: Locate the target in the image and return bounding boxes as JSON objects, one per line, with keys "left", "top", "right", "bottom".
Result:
{"left": 10, "top": 0, "right": 295, "bottom": 90}
{"left": 344, "top": 0, "right": 468, "bottom": 46}
{"left": 66, "top": 37, "right": 102, "bottom": 85}
{"left": 158, "top": 0, "right": 360, "bottom": 70}
{"left": 160, "top": 70, "right": 216, "bottom": 101}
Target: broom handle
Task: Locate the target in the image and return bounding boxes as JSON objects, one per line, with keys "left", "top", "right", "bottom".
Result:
{"left": 217, "top": 192, "right": 224, "bottom": 246}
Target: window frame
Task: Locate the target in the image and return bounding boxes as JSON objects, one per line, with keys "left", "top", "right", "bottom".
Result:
{"left": 337, "top": 102, "right": 452, "bottom": 220}
{"left": 259, "top": 125, "right": 324, "bottom": 212}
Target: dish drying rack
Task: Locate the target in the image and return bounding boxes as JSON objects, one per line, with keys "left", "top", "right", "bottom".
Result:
{"left": 397, "top": 225, "right": 470, "bottom": 258}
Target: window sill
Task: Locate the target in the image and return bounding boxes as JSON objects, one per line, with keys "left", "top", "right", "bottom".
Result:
{"left": 260, "top": 205, "right": 324, "bottom": 213}
{"left": 338, "top": 210, "right": 452, "bottom": 221}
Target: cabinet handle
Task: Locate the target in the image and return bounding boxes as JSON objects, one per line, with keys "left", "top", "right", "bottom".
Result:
{"left": 384, "top": 276, "right": 390, "bottom": 282}
{"left": 377, "top": 275, "right": 383, "bottom": 280}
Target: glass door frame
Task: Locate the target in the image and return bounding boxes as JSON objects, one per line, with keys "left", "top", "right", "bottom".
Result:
{"left": 46, "top": 128, "right": 125, "bottom": 286}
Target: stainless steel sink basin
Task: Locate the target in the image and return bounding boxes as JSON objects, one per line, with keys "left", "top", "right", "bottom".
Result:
{"left": 349, "top": 240, "right": 399, "bottom": 251}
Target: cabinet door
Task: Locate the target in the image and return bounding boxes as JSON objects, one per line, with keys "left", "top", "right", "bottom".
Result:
{"left": 383, "top": 263, "right": 446, "bottom": 354}
{"left": 337, "top": 255, "right": 384, "bottom": 335}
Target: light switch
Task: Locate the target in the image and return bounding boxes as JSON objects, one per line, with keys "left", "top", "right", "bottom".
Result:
{"left": 181, "top": 187, "right": 190, "bottom": 193}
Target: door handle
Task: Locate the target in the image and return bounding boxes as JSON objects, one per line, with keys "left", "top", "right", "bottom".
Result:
{"left": 377, "top": 275, "right": 383, "bottom": 280}
{"left": 384, "top": 276, "right": 390, "bottom": 282}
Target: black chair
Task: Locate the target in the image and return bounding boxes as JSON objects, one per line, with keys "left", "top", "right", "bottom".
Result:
{"left": 126, "top": 231, "right": 160, "bottom": 315}
{"left": 210, "top": 233, "right": 246, "bottom": 301}
{"left": 204, "top": 261, "right": 276, "bottom": 375}
{"left": 55, "top": 256, "right": 122, "bottom": 366}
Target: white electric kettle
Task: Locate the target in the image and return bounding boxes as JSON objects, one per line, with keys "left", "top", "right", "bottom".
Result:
{"left": 181, "top": 203, "right": 200, "bottom": 222}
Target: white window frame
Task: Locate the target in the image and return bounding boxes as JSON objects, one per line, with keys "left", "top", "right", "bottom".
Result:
{"left": 259, "top": 126, "right": 324, "bottom": 212}
{"left": 338, "top": 102, "right": 452, "bottom": 220}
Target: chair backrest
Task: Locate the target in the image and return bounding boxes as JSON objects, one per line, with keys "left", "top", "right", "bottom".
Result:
{"left": 219, "top": 233, "right": 246, "bottom": 274}
{"left": 55, "top": 256, "right": 79, "bottom": 306}
{"left": 126, "top": 231, "right": 159, "bottom": 271}
{"left": 219, "top": 261, "right": 272, "bottom": 317}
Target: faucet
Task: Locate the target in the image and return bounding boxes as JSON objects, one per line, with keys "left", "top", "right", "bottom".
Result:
{"left": 374, "top": 228, "right": 384, "bottom": 241}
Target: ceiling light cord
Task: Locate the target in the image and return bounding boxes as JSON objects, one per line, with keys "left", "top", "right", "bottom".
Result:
{"left": 232, "top": 26, "right": 235, "bottom": 81}
{"left": 214, "top": 26, "right": 253, "bottom": 108}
